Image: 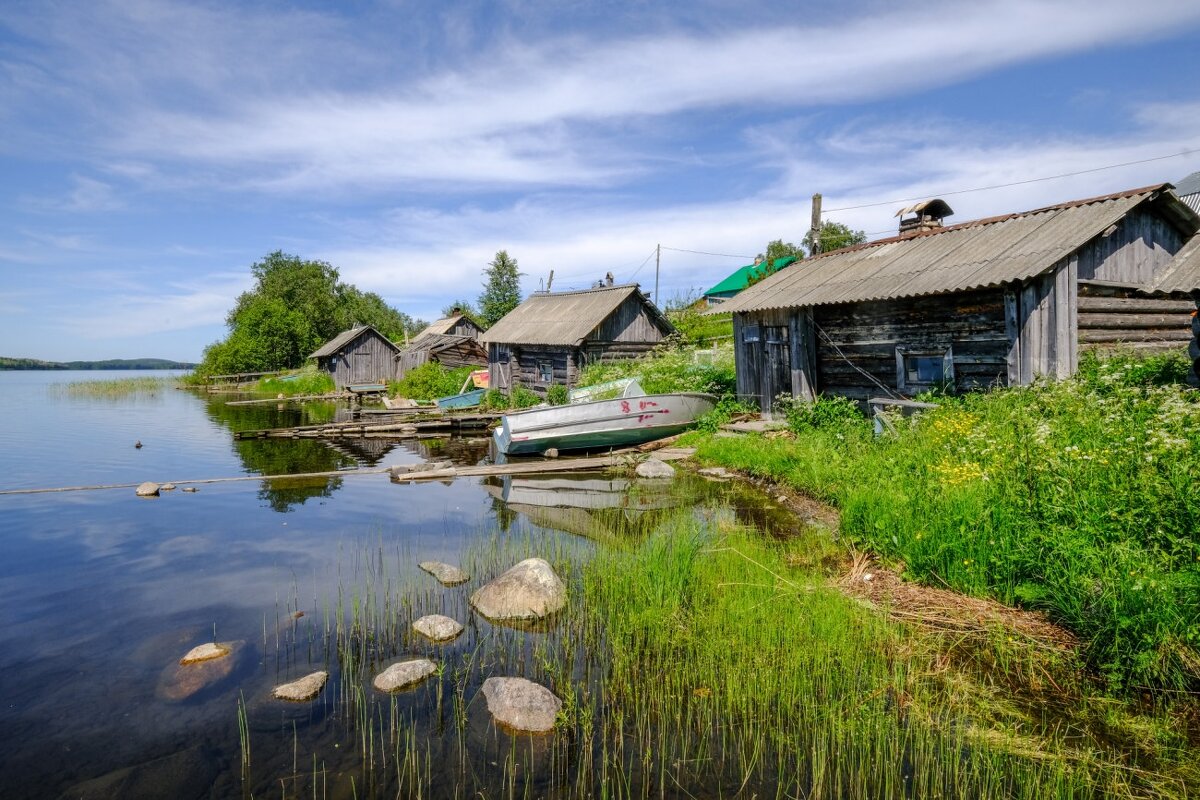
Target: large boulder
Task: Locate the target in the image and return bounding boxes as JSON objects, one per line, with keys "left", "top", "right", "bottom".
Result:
{"left": 413, "top": 614, "right": 464, "bottom": 642}
{"left": 470, "top": 558, "right": 566, "bottom": 621}
{"left": 373, "top": 658, "right": 438, "bottom": 693}
{"left": 418, "top": 561, "right": 470, "bottom": 586}
{"left": 635, "top": 459, "right": 675, "bottom": 479}
{"left": 273, "top": 671, "right": 328, "bottom": 702}
{"left": 481, "top": 677, "right": 561, "bottom": 733}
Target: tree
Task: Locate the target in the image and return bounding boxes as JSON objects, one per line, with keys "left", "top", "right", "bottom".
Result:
{"left": 197, "top": 250, "right": 418, "bottom": 375}
{"left": 758, "top": 239, "right": 805, "bottom": 263}
{"left": 805, "top": 221, "right": 867, "bottom": 255}
{"left": 478, "top": 250, "right": 523, "bottom": 328}
{"left": 441, "top": 299, "right": 483, "bottom": 327}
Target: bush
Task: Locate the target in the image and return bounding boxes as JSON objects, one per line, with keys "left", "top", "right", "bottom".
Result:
{"left": 478, "top": 386, "right": 544, "bottom": 411}
{"left": 577, "top": 342, "right": 737, "bottom": 397}
{"left": 777, "top": 394, "right": 868, "bottom": 435}
{"left": 389, "top": 363, "right": 473, "bottom": 402}
{"left": 546, "top": 384, "right": 568, "bottom": 405}
{"left": 693, "top": 397, "right": 758, "bottom": 433}
{"left": 256, "top": 366, "right": 335, "bottom": 396}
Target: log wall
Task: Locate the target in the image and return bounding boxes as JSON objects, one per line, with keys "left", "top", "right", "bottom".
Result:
{"left": 1076, "top": 285, "right": 1196, "bottom": 352}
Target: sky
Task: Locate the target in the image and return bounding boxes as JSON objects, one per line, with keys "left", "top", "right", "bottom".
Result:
{"left": 2, "top": 0, "right": 1200, "bottom": 362}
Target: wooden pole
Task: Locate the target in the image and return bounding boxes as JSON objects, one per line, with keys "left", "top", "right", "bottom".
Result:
{"left": 654, "top": 244, "right": 660, "bottom": 305}
{"left": 809, "top": 193, "right": 823, "bottom": 256}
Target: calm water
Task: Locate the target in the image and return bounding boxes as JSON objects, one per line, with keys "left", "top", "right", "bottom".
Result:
{"left": 0, "top": 371, "right": 798, "bottom": 798}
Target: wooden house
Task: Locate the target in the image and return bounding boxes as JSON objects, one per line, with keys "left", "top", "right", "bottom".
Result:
{"left": 717, "top": 184, "right": 1200, "bottom": 411}
{"left": 394, "top": 334, "right": 488, "bottom": 379}
{"left": 309, "top": 325, "right": 401, "bottom": 389}
{"left": 479, "top": 284, "right": 674, "bottom": 395}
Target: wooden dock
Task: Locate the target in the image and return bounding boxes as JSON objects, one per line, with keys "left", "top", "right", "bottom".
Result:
{"left": 234, "top": 411, "right": 499, "bottom": 439}
{"left": 389, "top": 446, "right": 696, "bottom": 483}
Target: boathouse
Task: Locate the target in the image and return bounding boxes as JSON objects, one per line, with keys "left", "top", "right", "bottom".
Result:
{"left": 480, "top": 283, "right": 674, "bottom": 395}
{"left": 309, "top": 325, "right": 401, "bottom": 389}
{"left": 718, "top": 184, "right": 1200, "bottom": 411}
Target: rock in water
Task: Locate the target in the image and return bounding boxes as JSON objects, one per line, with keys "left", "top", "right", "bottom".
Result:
{"left": 418, "top": 561, "right": 470, "bottom": 586}
{"left": 470, "top": 558, "right": 566, "bottom": 621}
{"left": 179, "top": 642, "right": 230, "bottom": 665}
{"left": 160, "top": 483, "right": 176, "bottom": 491}
{"left": 181, "top": 486, "right": 198, "bottom": 493}
{"left": 157, "top": 641, "right": 242, "bottom": 702}
{"left": 273, "top": 671, "right": 328, "bottom": 702}
{"left": 481, "top": 677, "right": 561, "bottom": 733}
{"left": 135, "top": 481, "right": 160, "bottom": 497}
{"left": 413, "top": 614, "right": 464, "bottom": 642}
{"left": 373, "top": 658, "right": 437, "bottom": 692}
{"left": 635, "top": 459, "right": 675, "bottom": 479}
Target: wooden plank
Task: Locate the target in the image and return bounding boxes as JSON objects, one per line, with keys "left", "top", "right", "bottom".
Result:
{"left": 1078, "top": 329, "right": 1193, "bottom": 343}
{"left": 1078, "top": 313, "right": 1193, "bottom": 329}
{"left": 1078, "top": 296, "right": 1197, "bottom": 313}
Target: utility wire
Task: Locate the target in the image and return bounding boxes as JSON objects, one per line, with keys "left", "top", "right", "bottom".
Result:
{"left": 627, "top": 247, "right": 659, "bottom": 280}
{"left": 660, "top": 245, "right": 754, "bottom": 260}
{"left": 823, "top": 146, "right": 1199, "bottom": 214}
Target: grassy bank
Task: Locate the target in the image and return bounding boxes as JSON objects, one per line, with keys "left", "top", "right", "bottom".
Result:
{"left": 255, "top": 367, "right": 335, "bottom": 396}
{"left": 689, "top": 352, "right": 1200, "bottom": 694}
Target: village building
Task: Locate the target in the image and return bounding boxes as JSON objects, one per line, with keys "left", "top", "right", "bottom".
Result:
{"left": 1176, "top": 170, "right": 1200, "bottom": 216}
{"left": 411, "top": 311, "right": 485, "bottom": 342}
{"left": 309, "top": 325, "right": 401, "bottom": 389}
{"left": 703, "top": 255, "right": 799, "bottom": 305}
{"left": 479, "top": 283, "right": 674, "bottom": 395}
{"left": 395, "top": 312, "right": 487, "bottom": 380}
{"left": 717, "top": 184, "right": 1200, "bottom": 411}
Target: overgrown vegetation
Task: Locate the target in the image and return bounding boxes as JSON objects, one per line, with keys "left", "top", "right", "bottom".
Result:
{"left": 693, "top": 350, "right": 1200, "bottom": 694}
{"left": 388, "top": 363, "right": 474, "bottom": 402}
{"left": 578, "top": 341, "right": 736, "bottom": 396}
{"left": 478, "top": 385, "right": 542, "bottom": 410}
{"left": 56, "top": 375, "right": 176, "bottom": 397}
{"left": 255, "top": 366, "right": 335, "bottom": 396}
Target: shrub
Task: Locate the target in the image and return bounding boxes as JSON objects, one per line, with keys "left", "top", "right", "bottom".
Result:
{"left": 257, "top": 366, "right": 334, "bottom": 396}
{"left": 577, "top": 342, "right": 737, "bottom": 397}
{"left": 777, "top": 394, "right": 868, "bottom": 435}
{"left": 546, "top": 384, "right": 568, "bottom": 405}
{"left": 389, "top": 363, "right": 473, "bottom": 402}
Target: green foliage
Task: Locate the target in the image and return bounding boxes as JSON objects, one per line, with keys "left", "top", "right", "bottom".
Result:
{"left": 666, "top": 308, "right": 732, "bottom": 346}
{"left": 478, "top": 386, "right": 542, "bottom": 410}
{"left": 805, "top": 220, "right": 867, "bottom": 254}
{"left": 196, "top": 251, "right": 419, "bottom": 377}
{"left": 693, "top": 397, "right": 758, "bottom": 432}
{"left": 256, "top": 366, "right": 335, "bottom": 396}
{"left": 389, "top": 363, "right": 473, "bottom": 402}
{"left": 441, "top": 300, "right": 483, "bottom": 328}
{"left": 777, "top": 394, "right": 868, "bottom": 435}
{"left": 578, "top": 342, "right": 737, "bottom": 397}
{"left": 756, "top": 238, "right": 805, "bottom": 264}
{"left": 1, "top": 357, "right": 196, "bottom": 370}
{"left": 696, "top": 354, "right": 1200, "bottom": 693}
{"left": 478, "top": 250, "right": 523, "bottom": 328}
{"left": 546, "top": 384, "right": 568, "bottom": 405}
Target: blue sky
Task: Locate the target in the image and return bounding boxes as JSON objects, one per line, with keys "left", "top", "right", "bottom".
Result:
{"left": 2, "top": 0, "right": 1199, "bottom": 361}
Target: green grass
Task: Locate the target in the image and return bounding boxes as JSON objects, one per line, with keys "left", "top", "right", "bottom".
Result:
{"left": 57, "top": 375, "right": 176, "bottom": 397}
{"left": 255, "top": 366, "right": 335, "bottom": 396}
{"left": 578, "top": 340, "right": 736, "bottom": 396}
{"left": 387, "top": 362, "right": 473, "bottom": 402}
{"left": 692, "top": 350, "right": 1200, "bottom": 694}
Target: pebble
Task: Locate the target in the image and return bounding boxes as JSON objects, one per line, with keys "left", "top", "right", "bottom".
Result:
{"left": 182, "top": 487, "right": 198, "bottom": 493}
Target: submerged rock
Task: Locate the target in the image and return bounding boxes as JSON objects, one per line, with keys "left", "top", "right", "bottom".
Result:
{"left": 181, "top": 486, "right": 198, "bottom": 493}
{"left": 273, "top": 671, "right": 328, "bottom": 702}
{"left": 470, "top": 558, "right": 566, "bottom": 621}
{"left": 698, "top": 466, "right": 734, "bottom": 481}
{"left": 157, "top": 641, "right": 243, "bottom": 702}
{"left": 373, "top": 658, "right": 437, "bottom": 692}
{"left": 418, "top": 561, "right": 470, "bottom": 586}
{"left": 481, "top": 677, "right": 561, "bottom": 733}
{"left": 135, "top": 481, "right": 160, "bottom": 497}
{"left": 635, "top": 459, "right": 675, "bottom": 479}
{"left": 413, "top": 614, "right": 464, "bottom": 642}
{"left": 160, "top": 482, "right": 176, "bottom": 491}
{"left": 179, "top": 642, "right": 230, "bottom": 665}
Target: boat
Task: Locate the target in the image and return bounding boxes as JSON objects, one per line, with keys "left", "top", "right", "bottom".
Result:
{"left": 493, "top": 390, "right": 716, "bottom": 455}
{"left": 435, "top": 388, "right": 486, "bottom": 409}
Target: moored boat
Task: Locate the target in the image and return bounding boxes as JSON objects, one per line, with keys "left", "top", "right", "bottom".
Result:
{"left": 435, "top": 388, "right": 486, "bottom": 409}
{"left": 493, "top": 391, "right": 716, "bottom": 455}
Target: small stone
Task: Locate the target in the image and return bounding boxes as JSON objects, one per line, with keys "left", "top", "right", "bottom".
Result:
{"left": 182, "top": 487, "right": 198, "bottom": 493}
{"left": 542, "top": 448, "right": 559, "bottom": 459}
{"left": 419, "top": 561, "right": 470, "bottom": 586}
{"left": 481, "top": 677, "right": 561, "bottom": 733}
{"left": 372, "top": 658, "right": 437, "bottom": 692}
{"left": 413, "top": 614, "right": 464, "bottom": 642}
{"left": 470, "top": 558, "right": 566, "bottom": 621}
{"left": 698, "top": 467, "right": 733, "bottom": 480}
{"left": 179, "top": 642, "right": 231, "bottom": 665}
{"left": 635, "top": 459, "right": 675, "bottom": 479}
{"left": 135, "top": 440, "right": 143, "bottom": 449}
{"left": 777, "top": 495, "right": 788, "bottom": 504}
{"left": 160, "top": 483, "right": 176, "bottom": 491}
{"left": 272, "top": 671, "right": 328, "bottom": 702}
{"left": 136, "top": 482, "right": 160, "bottom": 497}
{"left": 863, "top": 573, "right": 874, "bottom": 582}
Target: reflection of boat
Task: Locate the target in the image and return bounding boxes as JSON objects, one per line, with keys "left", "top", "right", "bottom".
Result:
{"left": 435, "top": 388, "right": 485, "bottom": 409}
{"left": 487, "top": 474, "right": 678, "bottom": 511}
{"left": 493, "top": 391, "right": 717, "bottom": 455}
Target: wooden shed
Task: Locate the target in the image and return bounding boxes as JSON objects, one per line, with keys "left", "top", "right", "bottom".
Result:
{"left": 309, "top": 325, "right": 401, "bottom": 389}
{"left": 394, "top": 334, "right": 488, "bottom": 380}
{"left": 717, "top": 184, "right": 1200, "bottom": 411}
{"left": 411, "top": 312, "right": 484, "bottom": 342}
{"left": 479, "top": 283, "right": 674, "bottom": 395}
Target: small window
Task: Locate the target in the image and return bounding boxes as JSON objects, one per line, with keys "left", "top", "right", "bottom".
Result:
{"left": 765, "top": 326, "right": 788, "bottom": 345}
{"left": 743, "top": 324, "right": 761, "bottom": 343}
{"left": 896, "top": 347, "right": 953, "bottom": 391}
{"left": 538, "top": 362, "right": 553, "bottom": 383}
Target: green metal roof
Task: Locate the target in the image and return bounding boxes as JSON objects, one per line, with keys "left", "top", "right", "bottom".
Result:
{"left": 704, "top": 256, "right": 799, "bottom": 297}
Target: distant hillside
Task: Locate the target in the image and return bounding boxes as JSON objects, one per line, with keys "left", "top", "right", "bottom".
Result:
{"left": 0, "top": 357, "right": 197, "bottom": 371}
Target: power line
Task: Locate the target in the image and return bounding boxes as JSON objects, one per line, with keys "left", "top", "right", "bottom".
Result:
{"left": 823, "top": 146, "right": 1199, "bottom": 214}
{"left": 660, "top": 245, "right": 754, "bottom": 260}
{"left": 627, "top": 248, "right": 659, "bottom": 280}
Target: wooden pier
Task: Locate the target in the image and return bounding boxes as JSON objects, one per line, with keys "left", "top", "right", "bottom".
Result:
{"left": 234, "top": 411, "right": 499, "bottom": 440}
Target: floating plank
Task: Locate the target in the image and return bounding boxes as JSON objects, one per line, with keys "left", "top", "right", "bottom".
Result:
{"left": 390, "top": 446, "right": 694, "bottom": 483}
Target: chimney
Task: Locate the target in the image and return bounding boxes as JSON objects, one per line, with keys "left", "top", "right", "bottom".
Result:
{"left": 896, "top": 198, "right": 954, "bottom": 235}
{"left": 605, "top": 271, "right": 614, "bottom": 286}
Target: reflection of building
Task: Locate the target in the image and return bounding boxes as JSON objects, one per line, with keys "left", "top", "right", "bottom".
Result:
{"left": 310, "top": 325, "right": 401, "bottom": 388}
{"left": 322, "top": 438, "right": 403, "bottom": 466}
{"left": 720, "top": 185, "right": 1200, "bottom": 410}
{"left": 480, "top": 284, "right": 674, "bottom": 396}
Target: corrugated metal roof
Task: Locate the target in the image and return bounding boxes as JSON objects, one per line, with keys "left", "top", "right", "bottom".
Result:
{"left": 310, "top": 325, "right": 398, "bottom": 358}
{"left": 1150, "top": 234, "right": 1200, "bottom": 295}
{"left": 413, "top": 315, "right": 467, "bottom": 342}
{"left": 704, "top": 256, "right": 799, "bottom": 297}
{"left": 1175, "top": 171, "right": 1200, "bottom": 198}
{"left": 479, "top": 284, "right": 668, "bottom": 346}
{"left": 719, "top": 185, "right": 1175, "bottom": 314}
{"left": 399, "top": 333, "right": 482, "bottom": 354}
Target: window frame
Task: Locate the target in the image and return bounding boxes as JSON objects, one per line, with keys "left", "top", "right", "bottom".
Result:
{"left": 895, "top": 345, "right": 954, "bottom": 392}
{"left": 538, "top": 361, "right": 554, "bottom": 384}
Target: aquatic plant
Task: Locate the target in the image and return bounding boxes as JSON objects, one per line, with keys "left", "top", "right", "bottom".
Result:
{"left": 57, "top": 375, "right": 176, "bottom": 397}
{"left": 256, "top": 367, "right": 335, "bottom": 396}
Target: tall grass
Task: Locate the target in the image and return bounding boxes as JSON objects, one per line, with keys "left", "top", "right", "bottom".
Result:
{"left": 578, "top": 340, "right": 736, "bottom": 395}
{"left": 256, "top": 367, "right": 335, "bottom": 396}
{"left": 57, "top": 376, "right": 175, "bottom": 397}
{"left": 694, "top": 351, "right": 1200, "bottom": 693}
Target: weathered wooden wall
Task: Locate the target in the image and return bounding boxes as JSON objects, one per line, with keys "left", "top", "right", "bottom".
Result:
{"left": 1076, "top": 205, "right": 1185, "bottom": 285}
{"left": 1189, "top": 291, "right": 1200, "bottom": 388}
{"left": 594, "top": 295, "right": 671, "bottom": 343}
{"left": 1076, "top": 285, "right": 1196, "bottom": 352}
{"left": 318, "top": 331, "right": 399, "bottom": 388}
{"left": 509, "top": 346, "right": 578, "bottom": 394}
{"left": 448, "top": 318, "right": 483, "bottom": 339}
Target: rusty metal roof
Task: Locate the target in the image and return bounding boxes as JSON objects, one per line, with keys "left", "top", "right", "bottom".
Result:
{"left": 310, "top": 325, "right": 399, "bottom": 359}
{"left": 479, "top": 283, "right": 670, "bottom": 346}
{"left": 1150, "top": 234, "right": 1200, "bottom": 295}
{"left": 720, "top": 185, "right": 1187, "bottom": 314}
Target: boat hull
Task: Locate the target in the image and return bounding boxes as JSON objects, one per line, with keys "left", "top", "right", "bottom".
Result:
{"left": 493, "top": 392, "right": 716, "bottom": 455}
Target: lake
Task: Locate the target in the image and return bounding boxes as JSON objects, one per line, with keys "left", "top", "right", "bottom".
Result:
{"left": 0, "top": 371, "right": 798, "bottom": 799}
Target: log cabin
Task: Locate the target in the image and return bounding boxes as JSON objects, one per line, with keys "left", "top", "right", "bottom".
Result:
{"left": 718, "top": 184, "right": 1200, "bottom": 411}
{"left": 480, "top": 283, "right": 674, "bottom": 395}
{"left": 310, "top": 325, "right": 401, "bottom": 389}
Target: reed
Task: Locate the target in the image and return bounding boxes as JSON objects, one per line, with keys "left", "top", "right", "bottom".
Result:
{"left": 56, "top": 376, "right": 174, "bottom": 397}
